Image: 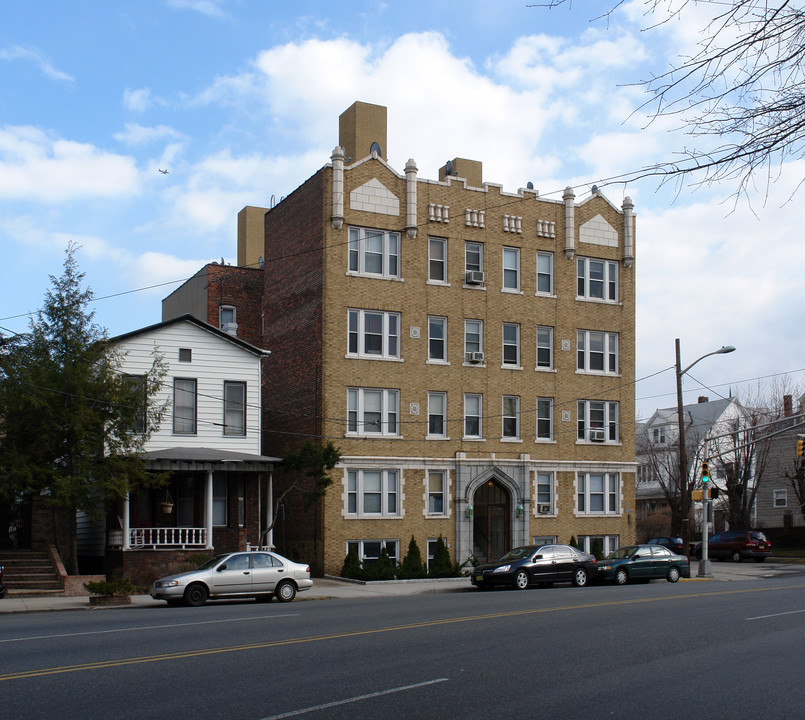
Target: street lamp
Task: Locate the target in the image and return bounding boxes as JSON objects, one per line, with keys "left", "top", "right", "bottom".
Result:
{"left": 675, "top": 340, "right": 735, "bottom": 576}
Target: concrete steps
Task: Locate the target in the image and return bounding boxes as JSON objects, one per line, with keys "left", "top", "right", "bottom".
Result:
{"left": 1, "top": 549, "right": 65, "bottom": 597}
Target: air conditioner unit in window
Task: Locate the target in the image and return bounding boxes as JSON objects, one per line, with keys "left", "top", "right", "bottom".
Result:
{"left": 589, "top": 429, "right": 606, "bottom": 442}
{"left": 467, "top": 351, "right": 485, "bottom": 363}
{"left": 221, "top": 322, "right": 239, "bottom": 336}
{"left": 465, "top": 270, "right": 485, "bottom": 285}
{"left": 537, "top": 504, "right": 551, "bottom": 514}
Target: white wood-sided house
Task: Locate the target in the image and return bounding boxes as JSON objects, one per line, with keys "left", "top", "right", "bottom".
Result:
{"left": 87, "top": 315, "right": 278, "bottom": 584}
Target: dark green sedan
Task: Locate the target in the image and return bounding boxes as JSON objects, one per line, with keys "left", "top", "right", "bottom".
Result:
{"left": 598, "top": 544, "right": 690, "bottom": 585}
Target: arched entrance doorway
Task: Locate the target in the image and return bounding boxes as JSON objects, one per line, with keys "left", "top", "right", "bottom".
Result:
{"left": 472, "top": 479, "right": 511, "bottom": 562}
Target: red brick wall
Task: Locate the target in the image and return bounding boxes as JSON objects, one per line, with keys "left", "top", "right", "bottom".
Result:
{"left": 204, "top": 264, "right": 265, "bottom": 349}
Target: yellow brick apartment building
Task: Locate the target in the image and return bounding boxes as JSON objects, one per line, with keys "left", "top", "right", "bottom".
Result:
{"left": 240, "top": 101, "right": 637, "bottom": 576}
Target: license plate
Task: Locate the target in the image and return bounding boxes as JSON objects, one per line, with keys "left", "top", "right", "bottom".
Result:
{"left": 475, "top": 575, "right": 483, "bottom": 582}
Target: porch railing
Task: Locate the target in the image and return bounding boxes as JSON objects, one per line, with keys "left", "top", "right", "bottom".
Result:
{"left": 108, "top": 527, "right": 208, "bottom": 549}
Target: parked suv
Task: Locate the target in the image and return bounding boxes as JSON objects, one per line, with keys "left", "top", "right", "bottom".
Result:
{"left": 645, "top": 536, "right": 685, "bottom": 555}
{"left": 694, "top": 531, "right": 771, "bottom": 562}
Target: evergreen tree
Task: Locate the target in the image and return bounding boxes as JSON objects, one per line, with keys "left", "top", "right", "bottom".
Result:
{"left": 340, "top": 548, "right": 365, "bottom": 581}
{"left": 428, "top": 535, "right": 455, "bottom": 578}
{"left": 369, "top": 546, "right": 396, "bottom": 581}
{"left": 590, "top": 537, "right": 604, "bottom": 561}
{"left": 0, "top": 243, "right": 167, "bottom": 572}
{"left": 398, "top": 535, "right": 426, "bottom": 579}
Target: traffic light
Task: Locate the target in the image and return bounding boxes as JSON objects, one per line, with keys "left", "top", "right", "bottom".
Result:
{"left": 710, "top": 486, "right": 720, "bottom": 500}
{"left": 797, "top": 439, "right": 804, "bottom": 458}
{"left": 702, "top": 461, "right": 710, "bottom": 483}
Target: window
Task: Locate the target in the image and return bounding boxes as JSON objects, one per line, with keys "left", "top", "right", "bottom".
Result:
{"left": 577, "top": 257, "right": 618, "bottom": 301}
{"left": 428, "top": 392, "right": 447, "bottom": 437}
{"left": 178, "top": 348, "right": 192, "bottom": 363}
{"left": 428, "top": 316, "right": 447, "bottom": 362}
{"left": 577, "top": 330, "right": 618, "bottom": 373}
{"left": 464, "top": 394, "right": 483, "bottom": 438}
{"left": 533, "top": 535, "right": 557, "bottom": 546}
{"left": 125, "top": 374, "right": 147, "bottom": 434}
{"left": 536, "top": 472, "right": 553, "bottom": 510}
{"left": 465, "top": 242, "right": 483, "bottom": 275}
{"left": 536, "top": 252, "right": 553, "bottom": 295}
{"left": 536, "top": 326, "right": 553, "bottom": 369}
{"left": 347, "top": 388, "right": 399, "bottom": 436}
{"left": 348, "top": 309, "right": 400, "bottom": 359}
{"left": 577, "top": 473, "right": 620, "bottom": 514}
{"left": 464, "top": 320, "right": 483, "bottom": 362}
{"left": 577, "top": 400, "right": 619, "bottom": 442}
{"left": 577, "top": 535, "right": 619, "bottom": 556}
{"left": 213, "top": 475, "right": 228, "bottom": 526}
{"left": 428, "top": 470, "right": 446, "bottom": 515}
{"left": 429, "top": 237, "right": 447, "bottom": 282}
{"left": 502, "top": 323, "right": 520, "bottom": 366}
{"left": 173, "top": 378, "right": 197, "bottom": 434}
{"left": 502, "top": 395, "right": 520, "bottom": 439}
{"left": 652, "top": 427, "right": 667, "bottom": 444}
{"left": 223, "top": 381, "right": 246, "bottom": 436}
{"left": 347, "top": 540, "right": 398, "bottom": 566}
{"left": 220, "top": 305, "right": 236, "bottom": 329}
{"left": 502, "top": 247, "right": 520, "bottom": 290}
{"left": 346, "top": 470, "right": 399, "bottom": 516}
{"left": 348, "top": 226, "right": 400, "bottom": 278}
{"left": 537, "top": 398, "right": 553, "bottom": 440}
{"left": 773, "top": 489, "right": 787, "bottom": 508}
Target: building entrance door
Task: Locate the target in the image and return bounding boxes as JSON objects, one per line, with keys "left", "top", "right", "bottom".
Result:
{"left": 472, "top": 479, "right": 511, "bottom": 562}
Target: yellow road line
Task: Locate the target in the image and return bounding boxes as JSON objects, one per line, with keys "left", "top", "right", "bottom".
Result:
{"left": 2, "top": 583, "right": 802, "bottom": 682}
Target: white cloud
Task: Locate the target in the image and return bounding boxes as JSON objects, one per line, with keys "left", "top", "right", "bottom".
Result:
{"left": 123, "top": 87, "right": 155, "bottom": 113}
{"left": 0, "top": 126, "right": 140, "bottom": 202}
{"left": 166, "top": 0, "right": 229, "bottom": 20}
{"left": 0, "top": 45, "right": 74, "bottom": 83}
{"left": 114, "top": 123, "right": 183, "bottom": 145}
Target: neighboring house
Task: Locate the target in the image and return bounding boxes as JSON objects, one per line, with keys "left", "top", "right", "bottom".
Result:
{"left": 636, "top": 396, "right": 749, "bottom": 537}
{"left": 165, "top": 101, "right": 638, "bottom": 575}
{"left": 79, "top": 315, "right": 277, "bottom": 585}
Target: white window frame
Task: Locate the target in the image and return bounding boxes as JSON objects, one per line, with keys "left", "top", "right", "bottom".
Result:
{"left": 502, "top": 395, "right": 520, "bottom": 440}
{"left": 502, "top": 323, "right": 520, "bottom": 367}
{"left": 347, "top": 388, "right": 399, "bottom": 436}
{"left": 536, "top": 326, "right": 553, "bottom": 370}
{"left": 173, "top": 378, "right": 197, "bottom": 435}
{"left": 427, "top": 391, "right": 447, "bottom": 438}
{"left": 347, "top": 539, "right": 399, "bottom": 565}
{"left": 465, "top": 241, "right": 483, "bottom": 274}
{"left": 219, "top": 305, "right": 236, "bottom": 328}
{"left": 773, "top": 489, "right": 788, "bottom": 508}
{"left": 576, "top": 473, "right": 620, "bottom": 515}
{"left": 427, "top": 470, "right": 447, "bottom": 516}
{"left": 346, "top": 469, "right": 400, "bottom": 517}
{"left": 577, "top": 535, "right": 619, "bottom": 555}
{"left": 223, "top": 380, "right": 246, "bottom": 436}
{"left": 464, "top": 394, "right": 483, "bottom": 439}
{"left": 577, "top": 400, "right": 619, "bottom": 443}
{"left": 652, "top": 427, "right": 667, "bottom": 444}
{"left": 536, "top": 251, "right": 553, "bottom": 295}
{"left": 348, "top": 309, "right": 400, "bottom": 360}
{"left": 577, "top": 330, "right": 619, "bottom": 374}
{"left": 502, "top": 246, "right": 521, "bottom": 291}
{"left": 577, "top": 256, "right": 618, "bottom": 302}
{"left": 464, "top": 319, "right": 483, "bottom": 362}
{"left": 348, "top": 226, "right": 400, "bottom": 278}
{"left": 428, "top": 237, "right": 448, "bottom": 283}
{"left": 536, "top": 397, "right": 553, "bottom": 441}
{"left": 535, "top": 472, "right": 554, "bottom": 512}
{"left": 428, "top": 316, "right": 447, "bottom": 363}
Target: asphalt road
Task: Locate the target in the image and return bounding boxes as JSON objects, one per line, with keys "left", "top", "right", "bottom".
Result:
{"left": 2, "top": 577, "right": 805, "bottom": 719}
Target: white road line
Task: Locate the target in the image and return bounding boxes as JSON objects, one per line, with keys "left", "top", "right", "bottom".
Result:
{"left": 259, "top": 678, "right": 450, "bottom": 720}
{"left": 746, "top": 609, "right": 805, "bottom": 621}
{"left": 0, "top": 614, "right": 298, "bottom": 643}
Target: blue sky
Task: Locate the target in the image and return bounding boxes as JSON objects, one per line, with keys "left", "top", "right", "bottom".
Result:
{"left": 2, "top": 0, "right": 803, "bottom": 418}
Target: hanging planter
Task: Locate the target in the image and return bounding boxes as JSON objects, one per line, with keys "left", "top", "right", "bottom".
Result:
{"left": 160, "top": 487, "right": 174, "bottom": 514}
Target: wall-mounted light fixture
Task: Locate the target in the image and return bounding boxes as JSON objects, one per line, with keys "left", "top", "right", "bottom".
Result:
{"left": 516, "top": 503, "right": 524, "bottom": 518}
{"left": 466, "top": 505, "right": 473, "bottom": 519}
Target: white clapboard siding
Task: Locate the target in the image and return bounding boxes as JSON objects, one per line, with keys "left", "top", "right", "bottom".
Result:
{"left": 114, "top": 320, "right": 263, "bottom": 455}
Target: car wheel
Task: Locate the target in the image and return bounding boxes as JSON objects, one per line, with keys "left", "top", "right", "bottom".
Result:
{"left": 573, "top": 568, "right": 588, "bottom": 587}
{"left": 731, "top": 550, "right": 742, "bottom": 563}
{"left": 184, "top": 583, "right": 208, "bottom": 607}
{"left": 667, "top": 566, "right": 680, "bottom": 583}
{"left": 275, "top": 580, "right": 297, "bottom": 603}
{"left": 615, "top": 568, "right": 628, "bottom": 585}
{"left": 514, "top": 570, "right": 529, "bottom": 590}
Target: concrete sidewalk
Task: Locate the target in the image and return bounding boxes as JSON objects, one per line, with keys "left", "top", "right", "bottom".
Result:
{"left": 2, "top": 562, "right": 802, "bottom": 614}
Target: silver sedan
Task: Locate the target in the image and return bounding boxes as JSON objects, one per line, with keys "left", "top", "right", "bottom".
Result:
{"left": 150, "top": 551, "right": 313, "bottom": 606}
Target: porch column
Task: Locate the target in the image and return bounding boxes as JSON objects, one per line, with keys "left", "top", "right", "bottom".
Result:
{"left": 205, "top": 470, "right": 214, "bottom": 549}
{"left": 122, "top": 491, "right": 131, "bottom": 550}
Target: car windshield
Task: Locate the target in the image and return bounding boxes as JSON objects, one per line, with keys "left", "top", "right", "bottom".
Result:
{"left": 750, "top": 532, "right": 767, "bottom": 541}
{"left": 498, "top": 546, "right": 536, "bottom": 561}
{"left": 196, "top": 554, "right": 229, "bottom": 571}
{"left": 607, "top": 546, "right": 638, "bottom": 560}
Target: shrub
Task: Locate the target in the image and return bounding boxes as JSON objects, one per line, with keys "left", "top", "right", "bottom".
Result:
{"left": 367, "top": 547, "right": 396, "bottom": 581}
{"left": 397, "top": 536, "right": 426, "bottom": 579}
{"left": 568, "top": 536, "right": 579, "bottom": 549}
{"left": 83, "top": 576, "right": 136, "bottom": 597}
{"left": 590, "top": 537, "right": 604, "bottom": 560}
{"left": 340, "top": 549, "right": 366, "bottom": 581}
{"left": 428, "top": 535, "right": 457, "bottom": 578}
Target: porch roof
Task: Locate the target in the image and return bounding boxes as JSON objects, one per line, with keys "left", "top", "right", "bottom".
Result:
{"left": 140, "top": 447, "right": 280, "bottom": 472}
